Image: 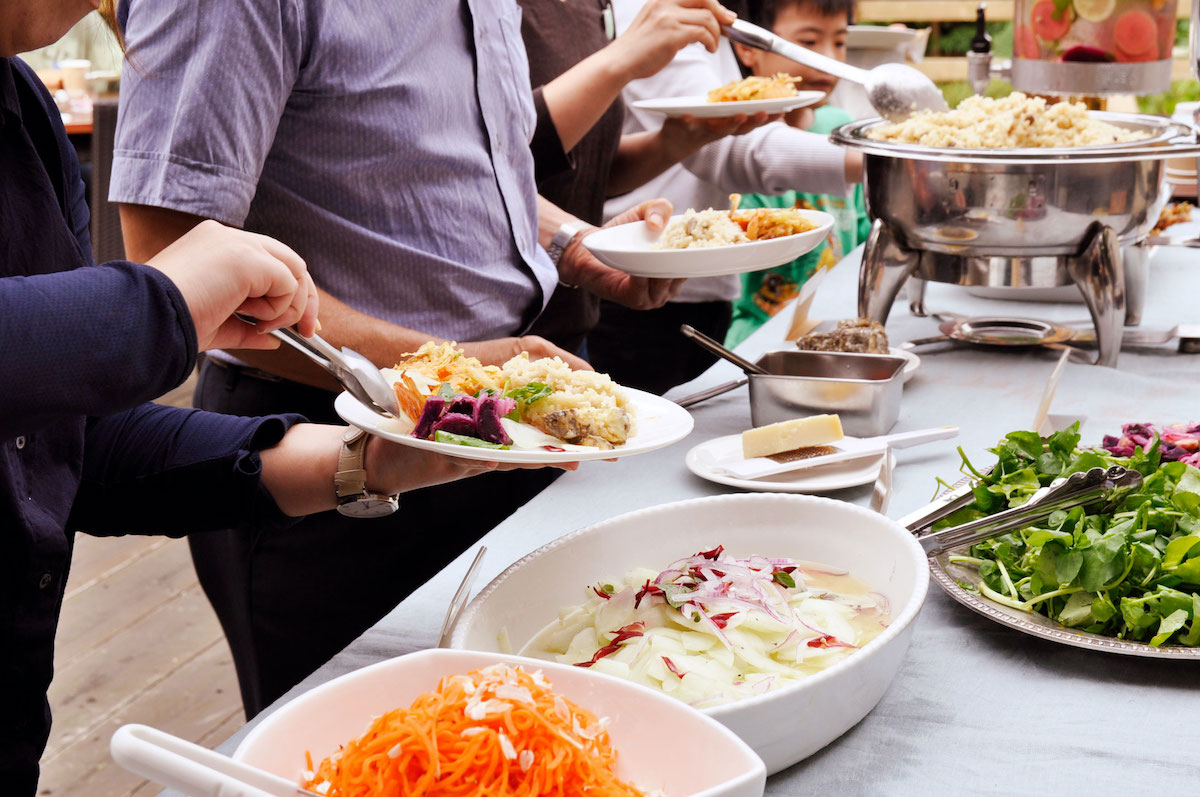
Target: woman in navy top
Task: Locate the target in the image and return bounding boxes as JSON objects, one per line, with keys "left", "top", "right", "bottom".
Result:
{"left": 0, "top": 5, "right": 548, "bottom": 792}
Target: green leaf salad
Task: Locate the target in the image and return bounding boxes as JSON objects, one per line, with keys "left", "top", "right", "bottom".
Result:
{"left": 938, "top": 422, "right": 1200, "bottom": 647}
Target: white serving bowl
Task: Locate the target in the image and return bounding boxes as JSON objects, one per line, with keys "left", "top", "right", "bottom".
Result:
{"left": 450, "top": 493, "right": 929, "bottom": 775}
{"left": 233, "top": 648, "right": 765, "bottom": 797}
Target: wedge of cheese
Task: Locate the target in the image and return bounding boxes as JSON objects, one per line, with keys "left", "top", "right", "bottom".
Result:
{"left": 742, "top": 414, "right": 844, "bottom": 459}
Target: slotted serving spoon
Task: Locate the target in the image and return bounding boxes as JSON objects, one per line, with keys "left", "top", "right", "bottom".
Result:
{"left": 236, "top": 314, "right": 400, "bottom": 418}
{"left": 722, "top": 19, "right": 947, "bottom": 122}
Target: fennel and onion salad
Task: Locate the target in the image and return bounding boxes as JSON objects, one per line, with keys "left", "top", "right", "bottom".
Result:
{"left": 939, "top": 422, "right": 1200, "bottom": 647}
{"left": 520, "top": 546, "right": 890, "bottom": 708}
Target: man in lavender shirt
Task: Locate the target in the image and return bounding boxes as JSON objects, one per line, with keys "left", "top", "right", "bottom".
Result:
{"left": 111, "top": 0, "right": 677, "bottom": 716}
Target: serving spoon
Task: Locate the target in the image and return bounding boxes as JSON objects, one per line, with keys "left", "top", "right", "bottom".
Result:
{"left": 722, "top": 19, "right": 947, "bottom": 122}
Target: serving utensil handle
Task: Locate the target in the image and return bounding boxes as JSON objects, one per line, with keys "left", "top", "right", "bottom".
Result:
{"left": 680, "top": 324, "right": 769, "bottom": 375}
{"left": 722, "top": 20, "right": 869, "bottom": 84}
{"left": 111, "top": 724, "right": 318, "bottom": 797}
{"left": 913, "top": 466, "right": 1142, "bottom": 556}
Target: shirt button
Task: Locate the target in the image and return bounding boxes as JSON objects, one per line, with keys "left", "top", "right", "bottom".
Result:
{"left": 39, "top": 573, "right": 53, "bottom": 589}
{"left": 15, "top": 436, "right": 25, "bottom": 449}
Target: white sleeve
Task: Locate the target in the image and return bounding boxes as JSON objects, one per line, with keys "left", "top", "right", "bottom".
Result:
{"left": 682, "top": 122, "right": 852, "bottom": 198}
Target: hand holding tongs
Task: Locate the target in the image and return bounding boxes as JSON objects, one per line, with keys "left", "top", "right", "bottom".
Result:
{"left": 900, "top": 465, "right": 1143, "bottom": 557}
{"left": 235, "top": 314, "right": 400, "bottom": 418}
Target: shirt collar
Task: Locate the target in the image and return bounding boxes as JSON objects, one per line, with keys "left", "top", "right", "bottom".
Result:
{"left": 0, "top": 59, "right": 22, "bottom": 124}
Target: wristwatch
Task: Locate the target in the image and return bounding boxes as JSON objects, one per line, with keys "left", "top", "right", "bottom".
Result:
{"left": 546, "top": 219, "right": 592, "bottom": 268}
{"left": 335, "top": 427, "right": 400, "bottom": 518}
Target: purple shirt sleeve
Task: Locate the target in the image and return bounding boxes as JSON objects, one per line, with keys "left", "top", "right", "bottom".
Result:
{"left": 110, "top": 0, "right": 303, "bottom": 225}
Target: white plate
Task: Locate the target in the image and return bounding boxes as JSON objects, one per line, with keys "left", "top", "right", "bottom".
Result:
{"left": 889, "top": 346, "right": 920, "bottom": 383}
{"left": 846, "top": 25, "right": 920, "bottom": 50}
{"left": 631, "top": 91, "right": 825, "bottom": 118}
{"left": 582, "top": 210, "right": 835, "bottom": 278}
{"left": 231, "top": 649, "right": 767, "bottom": 797}
{"left": 685, "top": 434, "right": 893, "bottom": 493}
{"left": 335, "top": 388, "right": 694, "bottom": 464}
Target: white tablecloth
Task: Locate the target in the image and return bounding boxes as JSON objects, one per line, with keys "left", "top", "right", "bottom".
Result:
{"left": 204, "top": 244, "right": 1200, "bottom": 796}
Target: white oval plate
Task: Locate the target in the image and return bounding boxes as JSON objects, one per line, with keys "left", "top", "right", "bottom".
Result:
{"left": 631, "top": 91, "right": 825, "bottom": 118}
{"left": 685, "top": 434, "right": 893, "bottom": 493}
{"left": 335, "top": 388, "right": 694, "bottom": 464}
{"left": 583, "top": 210, "right": 834, "bottom": 278}
{"left": 889, "top": 346, "right": 921, "bottom": 383}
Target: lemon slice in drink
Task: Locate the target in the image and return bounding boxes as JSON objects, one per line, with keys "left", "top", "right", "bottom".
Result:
{"left": 1074, "top": 0, "right": 1115, "bottom": 23}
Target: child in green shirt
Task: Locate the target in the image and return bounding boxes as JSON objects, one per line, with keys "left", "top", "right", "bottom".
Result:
{"left": 725, "top": 0, "right": 871, "bottom": 348}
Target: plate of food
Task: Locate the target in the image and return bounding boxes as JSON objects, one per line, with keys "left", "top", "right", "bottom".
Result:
{"left": 224, "top": 649, "right": 766, "bottom": 797}
{"left": 632, "top": 73, "right": 825, "bottom": 118}
{"left": 335, "top": 343, "right": 694, "bottom": 463}
{"left": 583, "top": 204, "right": 834, "bottom": 278}
{"left": 450, "top": 492, "right": 930, "bottom": 774}
{"left": 926, "top": 421, "right": 1200, "bottom": 658}
{"left": 793, "top": 318, "right": 920, "bottom": 383}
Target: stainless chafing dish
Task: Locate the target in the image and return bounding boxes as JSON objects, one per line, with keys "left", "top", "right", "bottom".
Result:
{"left": 830, "top": 114, "right": 1200, "bottom": 367}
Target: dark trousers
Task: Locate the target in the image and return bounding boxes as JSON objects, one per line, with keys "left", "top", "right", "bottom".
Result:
{"left": 190, "top": 359, "right": 557, "bottom": 717}
{"left": 588, "top": 300, "right": 733, "bottom": 395}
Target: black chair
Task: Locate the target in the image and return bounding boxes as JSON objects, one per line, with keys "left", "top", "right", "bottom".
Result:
{"left": 89, "top": 96, "right": 125, "bottom": 264}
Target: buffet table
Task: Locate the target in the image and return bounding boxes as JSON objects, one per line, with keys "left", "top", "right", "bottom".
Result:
{"left": 206, "top": 245, "right": 1200, "bottom": 795}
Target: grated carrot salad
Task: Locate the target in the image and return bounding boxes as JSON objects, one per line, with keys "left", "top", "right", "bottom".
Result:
{"left": 302, "top": 663, "right": 646, "bottom": 797}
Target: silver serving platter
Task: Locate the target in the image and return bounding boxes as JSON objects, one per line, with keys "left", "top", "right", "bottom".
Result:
{"left": 832, "top": 112, "right": 1200, "bottom": 165}
{"left": 929, "top": 538, "right": 1200, "bottom": 659}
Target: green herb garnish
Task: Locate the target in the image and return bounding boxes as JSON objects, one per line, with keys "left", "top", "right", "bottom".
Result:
{"left": 772, "top": 570, "right": 797, "bottom": 589}
{"left": 503, "top": 382, "right": 554, "bottom": 420}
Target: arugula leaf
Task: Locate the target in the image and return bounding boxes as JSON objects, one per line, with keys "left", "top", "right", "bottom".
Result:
{"left": 504, "top": 382, "right": 554, "bottom": 420}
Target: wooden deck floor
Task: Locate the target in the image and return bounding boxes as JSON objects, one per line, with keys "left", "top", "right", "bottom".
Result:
{"left": 38, "top": 372, "right": 244, "bottom": 797}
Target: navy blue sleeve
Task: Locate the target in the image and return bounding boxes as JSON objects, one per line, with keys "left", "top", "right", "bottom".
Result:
{"left": 0, "top": 261, "right": 198, "bottom": 439}
{"left": 70, "top": 403, "right": 308, "bottom": 536}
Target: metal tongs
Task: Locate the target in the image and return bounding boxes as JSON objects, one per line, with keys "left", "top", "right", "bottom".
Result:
{"left": 900, "top": 465, "right": 1143, "bottom": 557}
{"left": 235, "top": 314, "right": 400, "bottom": 418}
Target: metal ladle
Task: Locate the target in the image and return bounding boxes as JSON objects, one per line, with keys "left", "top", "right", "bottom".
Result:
{"left": 722, "top": 19, "right": 947, "bottom": 122}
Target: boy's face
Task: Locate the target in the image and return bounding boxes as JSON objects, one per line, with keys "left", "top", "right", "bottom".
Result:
{"left": 736, "top": 3, "right": 849, "bottom": 102}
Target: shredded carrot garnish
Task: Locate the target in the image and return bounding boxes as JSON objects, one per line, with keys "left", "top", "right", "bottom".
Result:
{"left": 303, "top": 664, "right": 645, "bottom": 797}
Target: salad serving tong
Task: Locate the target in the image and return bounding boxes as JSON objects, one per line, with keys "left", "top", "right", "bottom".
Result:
{"left": 235, "top": 313, "right": 400, "bottom": 418}
{"left": 901, "top": 465, "right": 1143, "bottom": 557}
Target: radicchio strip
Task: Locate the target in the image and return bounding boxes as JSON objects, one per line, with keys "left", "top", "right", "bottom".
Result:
{"left": 634, "top": 579, "right": 664, "bottom": 609}
{"left": 708, "top": 612, "right": 738, "bottom": 630}
{"left": 591, "top": 584, "right": 612, "bottom": 600}
{"left": 662, "top": 656, "right": 685, "bottom": 679}
{"left": 697, "top": 545, "right": 724, "bottom": 560}
{"left": 574, "top": 622, "right": 645, "bottom": 667}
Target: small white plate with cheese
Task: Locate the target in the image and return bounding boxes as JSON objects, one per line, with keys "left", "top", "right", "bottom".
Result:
{"left": 686, "top": 434, "right": 894, "bottom": 493}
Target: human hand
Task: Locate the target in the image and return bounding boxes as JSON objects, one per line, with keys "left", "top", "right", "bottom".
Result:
{"left": 460, "top": 335, "right": 592, "bottom": 371}
{"left": 607, "top": 0, "right": 736, "bottom": 81}
{"left": 558, "top": 199, "right": 686, "bottom": 311}
{"left": 147, "top": 219, "right": 318, "bottom": 351}
{"left": 659, "top": 111, "right": 778, "bottom": 161}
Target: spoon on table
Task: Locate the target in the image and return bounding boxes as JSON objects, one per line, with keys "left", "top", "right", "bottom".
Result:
{"left": 722, "top": 19, "right": 947, "bottom": 122}
{"left": 111, "top": 724, "right": 322, "bottom": 797}
{"left": 235, "top": 313, "right": 401, "bottom": 418}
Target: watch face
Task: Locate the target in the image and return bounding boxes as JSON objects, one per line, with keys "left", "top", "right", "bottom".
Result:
{"left": 337, "top": 496, "right": 399, "bottom": 518}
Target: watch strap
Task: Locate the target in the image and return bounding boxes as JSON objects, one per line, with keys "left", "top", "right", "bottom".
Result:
{"left": 547, "top": 218, "right": 592, "bottom": 267}
{"left": 335, "top": 427, "right": 369, "bottom": 499}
